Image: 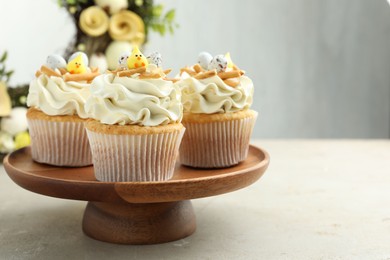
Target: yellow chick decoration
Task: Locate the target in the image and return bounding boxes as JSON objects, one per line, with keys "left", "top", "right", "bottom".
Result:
{"left": 66, "top": 54, "right": 87, "bottom": 74}
{"left": 127, "top": 46, "right": 149, "bottom": 69}
{"left": 225, "top": 52, "right": 234, "bottom": 69}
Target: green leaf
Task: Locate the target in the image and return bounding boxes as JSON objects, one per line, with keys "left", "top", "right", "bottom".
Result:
{"left": 168, "top": 24, "right": 174, "bottom": 34}
{"left": 151, "top": 24, "right": 159, "bottom": 31}
{"left": 67, "top": 0, "right": 76, "bottom": 5}
{"left": 0, "top": 51, "right": 7, "bottom": 63}
{"left": 6, "top": 70, "right": 14, "bottom": 77}
{"left": 152, "top": 4, "right": 164, "bottom": 17}
{"left": 156, "top": 24, "right": 166, "bottom": 36}
{"left": 5, "top": 71, "right": 13, "bottom": 82}
{"left": 164, "top": 9, "right": 175, "bottom": 23}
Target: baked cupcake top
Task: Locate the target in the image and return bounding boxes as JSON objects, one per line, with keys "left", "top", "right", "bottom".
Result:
{"left": 27, "top": 52, "right": 99, "bottom": 118}
{"left": 85, "top": 47, "right": 182, "bottom": 127}
{"left": 176, "top": 52, "right": 253, "bottom": 114}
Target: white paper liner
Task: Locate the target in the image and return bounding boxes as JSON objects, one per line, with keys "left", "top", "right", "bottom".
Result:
{"left": 179, "top": 113, "right": 257, "bottom": 168}
{"left": 27, "top": 119, "right": 92, "bottom": 167}
{"left": 86, "top": 128, "right": 185, "bottom": 182}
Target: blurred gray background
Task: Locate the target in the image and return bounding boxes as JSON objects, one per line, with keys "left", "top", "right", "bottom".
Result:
{"left": 1, "top": 0, "right": 390, "bottom": 138}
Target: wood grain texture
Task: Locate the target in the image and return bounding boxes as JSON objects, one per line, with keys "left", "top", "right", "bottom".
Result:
{"left": 3, "top": 146, "right": 269, "bottom": 203}
{"left": 82, "top": 201, "right": 196, "bottom": 244}
{"left": 3, "top": 145, "right": 269, "bottom": 244}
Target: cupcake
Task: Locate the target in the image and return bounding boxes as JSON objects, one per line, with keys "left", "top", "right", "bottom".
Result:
{"left": 176, "top": 52, "right": 257, "bottom": 168}
{"left": 27, "top": 52, "right": 99, "bottom": 166}
{"left": 85, "top": 47, "right": 184, "bottom": 182}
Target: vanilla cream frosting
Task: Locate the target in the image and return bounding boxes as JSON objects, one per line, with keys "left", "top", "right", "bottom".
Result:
{"left": 27, "top": 74, "right": 90, "bottom": 118}
{"left": 85, "top": 73, "right": 182, "bottom": 126}
{"left": 177, "top": 75, "right": 253, "bottom": 114}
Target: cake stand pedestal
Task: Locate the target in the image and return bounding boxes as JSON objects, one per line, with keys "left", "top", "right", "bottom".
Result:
{"left": 3, "top": 145, "right": 269, "bottom": 245}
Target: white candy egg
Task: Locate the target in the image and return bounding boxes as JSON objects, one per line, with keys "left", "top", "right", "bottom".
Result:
{"left": 0, "top": 107, "right": 28, "bottom": 136}
{"left": 105, "top": 41, "right": 133, "bottom": 70}
{"left": 68, "top": 52, "right": 89, "bottom": 67}
{"left": 197, "top": 52, "right": 213, "bottom": 70}
{"left": 147, "top": 52, "right": 162, "bottom": 67}
{"left": 90, "top": 53, "right": 108, "bottom": 73}
{"left": 46, "top": 54, "right": 67, "bottom": 70}
{"left": 94, "top": 0, "right": 128, "bottom": 14}
{"left": 118, "top": 52, "right": 130, "bottom": 68}
{"left": 208, "top": 54, "right": 228, "bottom": 72}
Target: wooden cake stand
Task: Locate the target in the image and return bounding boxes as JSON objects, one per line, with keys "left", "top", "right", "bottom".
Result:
{"left": 3, "top": 145, "right": 269, "bottom": 245}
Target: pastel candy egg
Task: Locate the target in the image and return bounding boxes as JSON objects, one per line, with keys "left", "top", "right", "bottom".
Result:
{"left": 105, "top": 40, "right": 133, "bottom": 70}
{"left": 147, "top": 52, "right": 162, "bottom": 67}
{"left": 198, "top": 52, "right": 213, "bottom": 70}
{"left": 46, "top": 54, "right": 67, "bottom": 70}
{"left": 68, "top": 52, "right": 89, "bottom": 67}
{"left": 118, "top": 52, "right": 130, "bottom": 68}
{"left": 208, "top": 54, "right": 227, "bottom": 72}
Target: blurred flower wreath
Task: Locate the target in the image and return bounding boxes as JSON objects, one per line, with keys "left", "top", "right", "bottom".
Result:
{"left": 59, "top": 0, "right": 177, "bottom": 70}
{"left": 0, "top": 51, "right": 30, "bottom": 162}
{"left": 0, "top": 1, "right": 177, "bottom": 161}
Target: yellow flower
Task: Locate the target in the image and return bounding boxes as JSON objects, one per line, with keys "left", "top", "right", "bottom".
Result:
{"left": 0, "top": 82, "right": 11, "bottom": 117}
{"left": 109, "top": 10, "right": 145, "bottom": 45}
{"left": 14, "top": 131, "right": 30, "bottom": 150}
{"left": 79, "top": 6, "right": 109, "bottom": 37}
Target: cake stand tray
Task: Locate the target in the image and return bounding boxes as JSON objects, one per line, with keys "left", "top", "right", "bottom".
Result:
{"left": 3, "top": 145, "right": 269, "bottom": 245}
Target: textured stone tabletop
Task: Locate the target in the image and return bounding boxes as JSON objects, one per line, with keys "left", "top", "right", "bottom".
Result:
{"left": 1, "top": 140, "right": 390, "bottom": 259}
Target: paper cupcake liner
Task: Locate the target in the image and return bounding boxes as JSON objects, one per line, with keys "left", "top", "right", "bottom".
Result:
{"left": 86, "top": 128, "right": 185, "bottom": 182}
{"left": 28, "top": 119, "right": 92, "bottom": 167}
{"left": 179, "top": 114, "right": 257, "bottom": 168}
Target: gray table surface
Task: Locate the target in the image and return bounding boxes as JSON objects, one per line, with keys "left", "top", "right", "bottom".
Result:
{"left": 1, "top": 140, "right": 390, "bottom": 260}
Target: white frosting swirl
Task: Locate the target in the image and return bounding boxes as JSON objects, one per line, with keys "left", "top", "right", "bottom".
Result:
{"left": 85, "top": 74, "right": 182, "bottom": 126}
{"left": 177, "top": 75, "right": 254, "bottom": 114}
{"left": 27, "top": 74, "right": 90, "bottom": 118}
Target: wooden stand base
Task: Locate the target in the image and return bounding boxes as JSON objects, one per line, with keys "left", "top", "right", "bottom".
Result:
{"left": 4, "top": 145, "right": 269, "bottom": 245}
{"left": 82, "top": 201, "right": 196, "bottom": 244}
